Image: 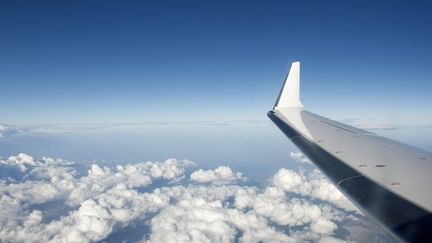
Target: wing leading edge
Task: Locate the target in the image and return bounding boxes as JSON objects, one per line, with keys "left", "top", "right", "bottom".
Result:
{"left": 268, "top": 62, "right": 432, "bottom": 242}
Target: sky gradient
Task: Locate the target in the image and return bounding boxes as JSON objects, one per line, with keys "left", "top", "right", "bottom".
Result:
{"left": 1, "top": 1, "right": 431, "bottom": 124}
{"left": 1, "top": 2, "right": 431, "bottom": 242}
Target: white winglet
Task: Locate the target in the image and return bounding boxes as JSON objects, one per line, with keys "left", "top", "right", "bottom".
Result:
{"left": 274, "top": 61, "right": 303, "bottom": 109}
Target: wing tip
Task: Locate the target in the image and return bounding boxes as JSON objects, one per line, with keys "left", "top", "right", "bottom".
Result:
{"left": 274, "top": 61, "right": 304, "bottom": 110}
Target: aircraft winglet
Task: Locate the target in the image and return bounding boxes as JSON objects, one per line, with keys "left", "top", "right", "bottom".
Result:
{"left": 274, "top": 61, "right": 303, "bottom": 109}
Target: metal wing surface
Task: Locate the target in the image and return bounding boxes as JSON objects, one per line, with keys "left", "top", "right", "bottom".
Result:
{"left": 268, "top": 62, "right": 432, "bottom": 242}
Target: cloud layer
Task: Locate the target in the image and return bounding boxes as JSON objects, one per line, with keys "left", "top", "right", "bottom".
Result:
{"left": 0, "top": 153, "right": 385, "bottom": 242}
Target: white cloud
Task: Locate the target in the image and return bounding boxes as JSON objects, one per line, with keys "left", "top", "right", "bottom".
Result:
{"left": 190, "top": 166, "right": 245, "bottom": 185}
{"left": 290, "top": 151, "right": 311, "bottom": 164}
{"left": 0, "top": 153, "right": 37, "bottom": 172}
{"left": 0, "top": 153, "right": 384, "bottom": 242}
{"left": 272, "top": 168, "right": 358, "bottom": 212}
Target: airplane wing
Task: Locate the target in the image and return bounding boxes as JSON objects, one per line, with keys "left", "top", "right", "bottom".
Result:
{"left": 268, "top": 62, "right": 432, "bottom": 242}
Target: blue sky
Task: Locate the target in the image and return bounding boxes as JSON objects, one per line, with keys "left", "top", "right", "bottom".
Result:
{"left": 1, "top": 1, "right": 431, "bottom": 124}
{"left": 1, "top": 2, "right": 431, "bottom": 241}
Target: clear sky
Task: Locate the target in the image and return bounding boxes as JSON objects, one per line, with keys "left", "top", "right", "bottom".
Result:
{"left": 1, "top": 2, "right": 432, "bottom": 242}
{"left": 1, "top": 0, "right": 431, "bottom": 124}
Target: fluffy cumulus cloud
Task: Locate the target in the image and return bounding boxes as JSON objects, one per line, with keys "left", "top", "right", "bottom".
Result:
{"left": 290, "top": 152, "right": 311, "bottom": 164}
{"left": 0, "top": 153, "right": 385, "bottom": 242}
{"left": 190, "top": 166, "right": 245, "bottom": 185}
